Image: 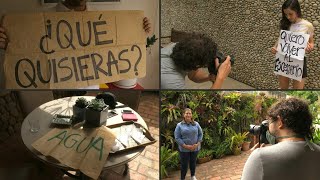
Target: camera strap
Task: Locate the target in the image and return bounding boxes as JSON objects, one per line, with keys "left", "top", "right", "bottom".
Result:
{"left": 304, "top": 137, "right": 315, "bottom": 151}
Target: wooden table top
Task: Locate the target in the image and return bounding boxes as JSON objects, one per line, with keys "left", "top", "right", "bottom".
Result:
{"left": 21, "top": 96, "right": 148, "bottom": 170}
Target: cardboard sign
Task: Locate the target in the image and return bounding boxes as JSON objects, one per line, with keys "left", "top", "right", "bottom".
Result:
{"left": 3, "top": 11, "right": 146, "bottom": 89}
{"left": 274, "top": 53, "right": 304, "bottom": 81}
{"left": 274, "top": 30, "right": 309, "bottom": 81}
{"left": 276, "top": 30, "right": 310, "bottom": 60}
{"left": 32, "top": 127, "right": 116, "bottom": 179}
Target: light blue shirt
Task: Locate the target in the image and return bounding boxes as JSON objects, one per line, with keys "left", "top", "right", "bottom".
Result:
{"left": 174, "top": 120, "right": 203, "bottom": 152}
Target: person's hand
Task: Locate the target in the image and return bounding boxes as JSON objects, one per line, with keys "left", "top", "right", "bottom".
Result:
{"left": 250, "top": 143, "right": 272, "bottom": 151}
{"left": 182, "top": 144, "right": 194, "bottom": 151}
{"left": 143, "top": 17, "right": 151, "bottom": 34}
{"left": 216, "top": 56, "right": 231, "bottom": 81}
{"left": 306, "top": 42, "right": 314, "bottom": 53}
{"left": 214, "top": 57, "right": 219, "bottom": 69}
{"left": 0, "top": 24, "right": 8, "bottom": 50}
{"left": 191, "top": 143, "right": 199, "bottom": 151}
{"left": 271, "top": 47, "right": 277, "bottom": 54}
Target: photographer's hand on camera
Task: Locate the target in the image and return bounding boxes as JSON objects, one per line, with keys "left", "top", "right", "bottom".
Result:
{"left": 210, "top": 56, "right": 231, "bottom": 89}
{"left": 250, "top": 142, "right": 272, "bottom": 151}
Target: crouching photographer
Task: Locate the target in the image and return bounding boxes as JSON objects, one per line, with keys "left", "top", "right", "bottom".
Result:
{"left": 161, "top": 34, "right": 232, "bottom": 89}
{"left": 241, "top": 98, "right": 320, "bottom": 180}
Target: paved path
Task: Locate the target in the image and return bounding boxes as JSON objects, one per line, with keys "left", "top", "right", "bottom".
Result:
{"left": 163, "top": 151, "right": 251, "bottom": 180}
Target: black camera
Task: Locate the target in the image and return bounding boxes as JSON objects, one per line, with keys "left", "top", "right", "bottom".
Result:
{"left": 208, "top": 51, "right": 235, "bottom": 75}
{"left": 249, "top": 120, "right": 269, "bottom": 145}
{"left": 96, "top": 92, "right": 117, "bottom": 109}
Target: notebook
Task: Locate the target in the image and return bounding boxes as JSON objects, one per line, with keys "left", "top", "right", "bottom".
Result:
{"left": 122, "top": 113, "right": 138, "bottom": 121}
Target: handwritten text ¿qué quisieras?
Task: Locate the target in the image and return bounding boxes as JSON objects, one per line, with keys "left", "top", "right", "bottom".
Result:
{"left": 7, "top": 12, "right": 145, "bottom": 88}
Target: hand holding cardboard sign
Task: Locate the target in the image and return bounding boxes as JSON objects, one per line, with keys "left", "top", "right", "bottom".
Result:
{"left": 143, "top": 17, "right": 151, "bottom": 34}
{"left": 0, "top": 16, "right": 8, "bottom": 50}
{"left": 271, "top": 46, "right": 277, "bottom": 55}
{"left": 306, "top": 42, "right": 314, "bottom": 53}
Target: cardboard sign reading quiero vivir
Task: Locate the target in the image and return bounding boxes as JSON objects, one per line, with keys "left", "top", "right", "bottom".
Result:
{"left": 3, "top": 11, "right": 146, "bottom": 89}
{"left": 274, "top": 30, "right": 310, "bottom": 81}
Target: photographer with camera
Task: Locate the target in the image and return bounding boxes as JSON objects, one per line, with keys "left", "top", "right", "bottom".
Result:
{"left": 242, "top": 98, "right": 320, "bottom": 180}
{"left": 161, "top": 34, "right": 232, "bottom": 89}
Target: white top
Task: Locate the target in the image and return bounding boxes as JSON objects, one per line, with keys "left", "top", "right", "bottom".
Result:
{"left": 289, "top": 19, "right": 314, "bottom": 36}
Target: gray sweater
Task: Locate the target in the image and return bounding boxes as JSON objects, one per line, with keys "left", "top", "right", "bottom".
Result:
{"left": 241, "top": 141, "right": 320, "bottom": 180}
{"left": 161, "top": 43, "right": 187, "bottom": 89}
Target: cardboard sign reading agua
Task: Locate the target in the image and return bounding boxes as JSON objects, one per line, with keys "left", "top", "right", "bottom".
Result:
{"left": 274, "top": 30, "right": 309, "bottom": 81}
{"left": 3, "top": 11, "right": 146, "bottom": 89}
{"left": 32, "top": 127, "right": 116, "bottom": 179}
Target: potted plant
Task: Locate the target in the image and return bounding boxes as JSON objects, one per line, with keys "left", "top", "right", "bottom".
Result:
{"left": 213, "top": 140, "right": 230, "bottom": 159}
{"left": 230, "top": 131, "right": 249, "bottom": 155}
{"left": 242, "top": 136, "right": 252, "bottom": 151}
{"left": 73, "top": 97, "right": 88, "bottom": 121}
{"left": 197, "top": 149, "right": 214, "bottom": 164}
{"left": 85, "top": 98, "right": 108, "bottom": 127}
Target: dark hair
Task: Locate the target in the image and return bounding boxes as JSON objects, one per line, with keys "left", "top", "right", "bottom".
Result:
{"left": 170, "top": 34, "right": 217, "bottom": 71}
{"left": 267, "top": 98, "right": 313, "bottom": 140}
{"left": 280, "top": 0, "right": 302, "bottom": 30}
{"left": 183, "top": 108, "right": 195, "bottom": 124}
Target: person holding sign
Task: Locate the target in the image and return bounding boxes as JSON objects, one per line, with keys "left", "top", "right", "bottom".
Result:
{"left": 0, "top": 0, "right": 151, "bottom": 89}
{"left": 271, "top": 0, "right": 314, "bottom": 89}
{"left": 161, "top": 34, "right": 231, "bottom": 89}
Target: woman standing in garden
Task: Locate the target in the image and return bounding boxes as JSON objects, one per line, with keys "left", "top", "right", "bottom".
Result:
{"left": 174, "top": 108, "right": 203, "bottom": 180}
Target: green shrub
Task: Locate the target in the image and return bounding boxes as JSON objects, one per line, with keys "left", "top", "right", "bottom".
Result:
{"left": 161, "top": 145, "right": 178, "bottom": 178}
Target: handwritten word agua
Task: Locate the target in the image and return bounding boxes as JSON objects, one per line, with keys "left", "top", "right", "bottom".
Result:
{"left": 47, "top": 130, "right": 105, "bottom": 161}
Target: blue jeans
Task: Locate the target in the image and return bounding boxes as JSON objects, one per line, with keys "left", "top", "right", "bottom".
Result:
{"left": 179, "top": 151, "right": 199, "bottom": 180}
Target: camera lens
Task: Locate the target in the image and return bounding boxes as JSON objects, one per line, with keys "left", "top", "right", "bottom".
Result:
{"left": 249, "top": 124, "right": 261, "bottom": 135}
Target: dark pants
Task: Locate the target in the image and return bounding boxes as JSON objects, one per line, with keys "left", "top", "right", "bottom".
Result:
{"left": 179, "top": 151, "right": 198, "bottom": 180}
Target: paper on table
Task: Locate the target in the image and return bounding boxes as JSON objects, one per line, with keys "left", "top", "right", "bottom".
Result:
{"left": 32, "top": 126, "right": 116, "bottom": 180}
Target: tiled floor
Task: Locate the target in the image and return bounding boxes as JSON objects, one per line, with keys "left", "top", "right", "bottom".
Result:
{"left": 185, "top": 68, "right": 254, "bottom": 89}
{"left": 163, "top": 151, "right": 251, "bottom": 180}
{"left": 0, "top": 92, "right": 159, "bottom": 180}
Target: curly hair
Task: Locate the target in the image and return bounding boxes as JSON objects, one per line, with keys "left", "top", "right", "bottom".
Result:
{"left": 267, "top": 97, "right": 313, "bottom": 140}
{"left": 280, "top": 0, "right": 302, "bottom": 30}
{"left": 170, "top": 34, "right": 217, "bottom": 71}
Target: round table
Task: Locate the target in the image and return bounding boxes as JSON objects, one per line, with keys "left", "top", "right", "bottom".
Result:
{"left": 21, "top": 96, "right": 147, "bottom": 171}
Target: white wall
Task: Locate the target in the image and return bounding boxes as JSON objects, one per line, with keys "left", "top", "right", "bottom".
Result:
{"left": 0, "top": 0, "right": 159, "bottom": 89}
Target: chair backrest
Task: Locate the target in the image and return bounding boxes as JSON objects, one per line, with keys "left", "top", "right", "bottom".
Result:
{"left": 17, "top": 91, "right": 54, "bottom": 117}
